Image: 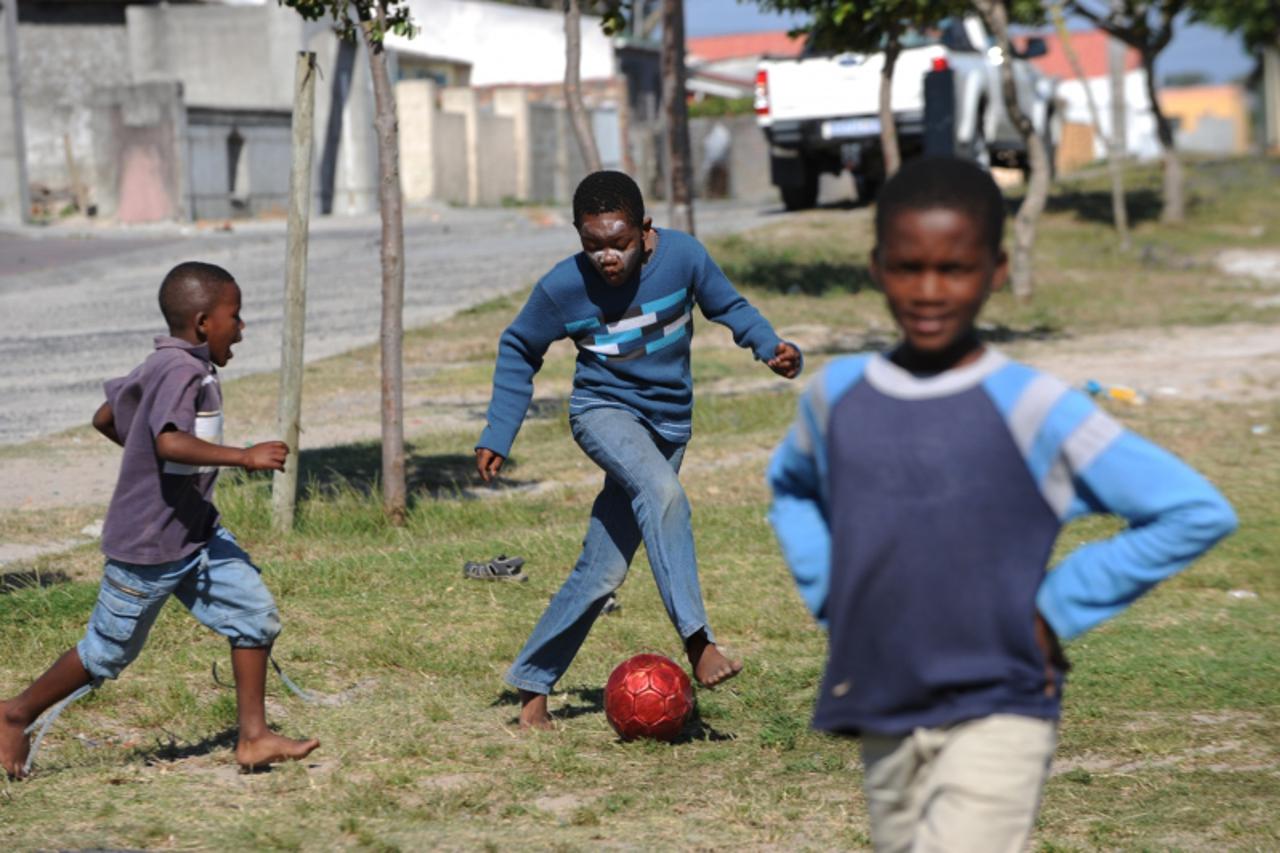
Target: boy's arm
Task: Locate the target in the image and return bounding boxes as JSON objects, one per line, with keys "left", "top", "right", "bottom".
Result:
{"left": 693, "top": 243, "right": 801, "bottom": 375}
{"left": 93, "top": 402, "right": 122, "bottom": 446}
{"left": 476, "top": 283, "right": 565, "bottom": 459}
{"left": 1037, "top": 416, "right": 1237, "bottom": 641}
{"left": 766, "top": 381, "right": 831, "bottom": 624}
{"left": 155, "top": 429, "right": 287, "bottom": 472}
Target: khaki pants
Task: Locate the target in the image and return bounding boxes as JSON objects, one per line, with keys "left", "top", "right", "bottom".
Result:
{"left": 860, "top": 714, "right": 1057, "bottom": 853}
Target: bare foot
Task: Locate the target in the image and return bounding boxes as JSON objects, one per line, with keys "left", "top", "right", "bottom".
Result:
{"left": 517, "top": 690, "right": 554, "bottom": 731}
{"left": 235, "top": 731, "right": 320, "bottom": 771}
{"left": 0, "top": 701, "right": 32, "bottom": 779}
{"left": 686, "top": 632, "right": 743, "bottom": 688}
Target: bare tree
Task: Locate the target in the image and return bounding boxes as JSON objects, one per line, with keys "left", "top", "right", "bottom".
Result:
{"left": 661, "top": 0, "right": 695, "bottom": 233}
{"left": 1050, "top": 2, "right": 1130, "bottom": 247}
{"left": 281, "top": 0, "right": 414, "bottom": 523}
{"left": 1070, "top": 0, "right": 1186, "bottom": 223}
{"left": 972, "top": 0, "right": 1052, "bottom": 301}
{"left": 565, "top": 0, "right": 604, "bottom": 173}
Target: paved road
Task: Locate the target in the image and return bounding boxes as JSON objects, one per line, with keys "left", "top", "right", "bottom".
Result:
{"left": 0, "top": 199, "right": 797, "bottom": 445}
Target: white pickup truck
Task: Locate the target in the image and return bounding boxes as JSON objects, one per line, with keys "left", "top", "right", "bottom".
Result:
{"left": 754, "top": 16, "right": 1059, "bottom": 209}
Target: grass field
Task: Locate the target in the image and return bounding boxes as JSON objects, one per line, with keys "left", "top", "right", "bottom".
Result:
{"left": 1, "top": 158, "right": 1278, "bottom": 850}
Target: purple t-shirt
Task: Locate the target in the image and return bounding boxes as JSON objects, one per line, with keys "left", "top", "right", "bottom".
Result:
{"left": 100, "top": 337, "right": 224, "bottom": 565}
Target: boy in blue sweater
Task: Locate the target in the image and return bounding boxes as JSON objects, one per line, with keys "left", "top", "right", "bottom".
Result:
{"left": 767, "top": 158, "right": 1236, "bottom": 851}
{"left": 476, "top": 171, "right": 801, "bottom": 729}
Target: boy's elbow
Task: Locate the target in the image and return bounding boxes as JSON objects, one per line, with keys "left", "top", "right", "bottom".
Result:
{"left": 1206, "top": 495, "right": 1239, "bottom": 542}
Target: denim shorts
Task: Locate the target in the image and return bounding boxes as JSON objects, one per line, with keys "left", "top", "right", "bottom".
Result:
{"left": 78, "top": 526, "right": 281, "bottom": 682}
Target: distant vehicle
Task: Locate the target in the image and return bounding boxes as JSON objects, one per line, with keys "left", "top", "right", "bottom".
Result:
{"left": 754, "top": 16, "right": 1060, "bottom": 210}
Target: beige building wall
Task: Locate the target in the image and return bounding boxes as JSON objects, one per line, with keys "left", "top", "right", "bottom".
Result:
{"left": 1160, "top": 84, "right": 1251, "bottom": 154}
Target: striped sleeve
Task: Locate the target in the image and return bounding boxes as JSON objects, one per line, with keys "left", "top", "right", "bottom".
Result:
{"left": 767, "top": 356, "right": 869, "bottom": 625}
{"left": 984, "top": 364, "right": 1238, "bottom": 641}
{"left": 476, "top": 282, "right": 566, "bottom": 458}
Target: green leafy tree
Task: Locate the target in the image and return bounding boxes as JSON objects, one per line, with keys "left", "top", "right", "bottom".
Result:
{"left": 1187, "top": 0, "right": 1279, "bottom": 52}
{"left": 754, "top": 0, "right": 965, "bottom": 176}
{"left": 279, "top": 0, "right": 416, "bottom": 523}
{"left": 1068, "top": 0, "right": 1189, "bottom": 223}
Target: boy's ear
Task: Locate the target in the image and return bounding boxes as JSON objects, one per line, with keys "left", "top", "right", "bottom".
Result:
{"left": 990, "top": 248, "right": 1010, "bottom": 294}
{"left": 641, "top": 215, "right": 652, "bottom": 233}
{"left": 868, "top": 245, "right": 884, "bottom": 292}
{"left": 193, "top": 311, "right": 210, "bottom": 342}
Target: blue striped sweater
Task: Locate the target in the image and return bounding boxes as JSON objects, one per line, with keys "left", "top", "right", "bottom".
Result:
{"left": 478, "top": 228, "right": 784, "bottom": 457}
{"left": 767, "top": 349, "right": 1237, "bottom": 736}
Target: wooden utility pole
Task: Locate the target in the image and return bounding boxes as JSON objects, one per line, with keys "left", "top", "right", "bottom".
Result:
{"left": 272, "top": 51, "right": 317, "bottom": 532}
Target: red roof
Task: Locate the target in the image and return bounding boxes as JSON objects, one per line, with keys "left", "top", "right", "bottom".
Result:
{"left": 1025, "top": 29, "right": 1141, "bottom": 80}
{"left": 686, "top": 31, "right": 805, "bottom": 63}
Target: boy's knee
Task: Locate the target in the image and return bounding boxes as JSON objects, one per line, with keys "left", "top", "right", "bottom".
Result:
{"left": 76, "top": 634, "right": 140, "bottom": 682}
{"left": 224, "top": 608, "right": 282, "bottom": 648}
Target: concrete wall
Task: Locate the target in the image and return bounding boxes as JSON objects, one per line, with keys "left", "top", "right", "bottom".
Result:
{"left": 90, "top": 81, "right": 187, "bottom": 222}
{"left": 433, "top": 112, "right": 468, "bottom": 206}
{"left": 476, "top": 112, "right": 516, "bottom": 206}
{"left": 388, "top": 0, "right": 615, "bottom": 88}
{"left": 1161, "top": 84, "right": 1251, "bottom": 155}
{"left": 528, "top": 102, "right": 563, "bottom": 203}
{"left": 15, "top": 3, "right": 132, "bottom": 204}
{"left": 1, "top": 0, "right": 28, "bottom": 223}
{"left": 688, "top": 114, "right": 772, "bottom": 202}
{"left": 187, "top": 108, "right": 292, "bottom": 220}
{"left": 398, "top": 80, "right": 437, "bottom": 203}
{"left": 125, "top": 5, "right": 304, "bottom": 110}
{"left": 310, "top": 31, "right": 379, "bottom": 216}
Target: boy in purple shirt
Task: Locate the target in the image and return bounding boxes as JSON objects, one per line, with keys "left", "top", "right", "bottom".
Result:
{"left": 1, "top": 262, "right": 319, "bottom": 778}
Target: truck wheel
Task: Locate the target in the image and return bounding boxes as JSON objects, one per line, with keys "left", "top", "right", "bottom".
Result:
{"left": 780, "top": 164, "right": 819, "bottom": 211}
{"left": 854, "top": 173, "right": 882, "bottom": 205}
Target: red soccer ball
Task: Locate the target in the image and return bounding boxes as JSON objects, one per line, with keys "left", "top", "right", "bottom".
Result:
{"left": 604, "top": 653, "right": 695, "bottom": 741}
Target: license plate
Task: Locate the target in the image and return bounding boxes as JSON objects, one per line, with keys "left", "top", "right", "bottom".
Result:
{"left": 821, "top": 117, "right": 881, "bottom": 140}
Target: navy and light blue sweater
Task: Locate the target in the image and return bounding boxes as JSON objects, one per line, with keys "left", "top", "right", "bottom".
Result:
{"left": 478, "top": 228, "right": 785, "bottom": 457}
{"left": 767, "top": 349, "right": 1237, "bottom": 736}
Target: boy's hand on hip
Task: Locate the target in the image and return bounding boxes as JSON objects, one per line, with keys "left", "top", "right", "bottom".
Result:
{"left": 475, "top": 448, "right": 505, "bottom": 483}
{"left": 1034, "top": 612, "right": 1070, "bottom": 697}
{"left": 242, "top": 441, "right": 289, "bottom": 472}
{"left": 767, "top": 342, "right": 802, "bottom": 379}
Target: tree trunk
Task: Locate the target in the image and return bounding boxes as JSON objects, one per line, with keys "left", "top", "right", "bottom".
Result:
{"left": 1051, "top": 4, "right": 1129, "bottom": 248}
{"left": 974, "top": 0, "right": 1050, "bottom": 302}
{"left": 879, "top": 28, "right": 902, "bottom": 178}
{"left": 617, "top": 74, "right": 637, "bottom": 175}
{"left": 661, "top": 0, "right": 694, "bottom": 234}
{"left": 1141, "top": 49, "right": 1184, "bottom": 223}
{"left": 359, "top": 15, "right": 407, "bottom": 524}
{"left": 564, "top": 0, "right": 603, "bottom": 174}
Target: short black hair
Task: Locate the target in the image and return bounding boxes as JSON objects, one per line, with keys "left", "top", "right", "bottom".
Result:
{"left": 158, "top": 261, "right": 236, "bottom": 331}
{"left": 875, "top": 157, "right": 1006, "bottom": 254}
{"left": 572, "top": 170, "right": 645, "bottom": 229}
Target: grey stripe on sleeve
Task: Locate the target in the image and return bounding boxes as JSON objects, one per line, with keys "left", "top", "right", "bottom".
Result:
{"left": 1008, "top": 374, "right": 1069, "bottom": 456}
{"left": 1063, "top": 409, "right": 1124, "bottom": 473}
{"left": 1043, "top": 408, "right": 1125, "bottom": 519}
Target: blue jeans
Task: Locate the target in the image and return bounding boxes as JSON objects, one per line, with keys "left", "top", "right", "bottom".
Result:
{"left": 505, "top": 406, "right": 713, "bottom": 694}
{"left": 77, "top": 526, "right": 281, "bottom": 683}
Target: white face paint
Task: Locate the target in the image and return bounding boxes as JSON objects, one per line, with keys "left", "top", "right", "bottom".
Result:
{"left": 588, "top": 245, "right": 639, "bottom": 279}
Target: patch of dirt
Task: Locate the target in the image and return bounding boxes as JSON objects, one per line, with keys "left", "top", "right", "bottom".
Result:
{"left": 418, "top": 772, "right": 478, "bottom": 791}
{"left": 532, "top": 792, "right": 589, "bottom": 819}
{"left": 1006, "top": 323, "right": 1280, "bottom": 404}
{"left": 1216, "top": 248, "right": 1280, "bottom": 283}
